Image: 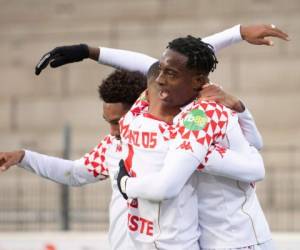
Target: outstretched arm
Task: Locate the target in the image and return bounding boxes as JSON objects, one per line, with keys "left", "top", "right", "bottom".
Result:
{"left": 35, "top": 24, "right": 289, "bottom": 75}
{"left": 0, "top": 138, "right": 112, "bottom": 186}
{"left": 18, "top": 150, "right": 107, "bottom": 186}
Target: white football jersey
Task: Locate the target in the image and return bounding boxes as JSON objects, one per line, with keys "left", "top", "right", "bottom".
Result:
{"left": 124, "top": 98, "right": 271, "bottom": 249}
{"left": 119, "top": 97, "right": 233, "bottom": 250}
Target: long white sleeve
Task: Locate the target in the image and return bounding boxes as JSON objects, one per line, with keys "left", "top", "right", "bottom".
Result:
{"left": 98, "top": 25, "right": 242, "bottom": 74}
{"left": 99, "top": 47, "right": 157, "bottom": 75}
{"left": 126, "top": 145, "right": 264, "bottom": 201}
{"left": 202, "top": 24, "right": 242, "bottom": 53}
{"left": 18, "top": 150, "right": 107, "bottom": 186}
{"left": 126, "top": 150, "right": 201, "bottom": 201}
{"left": 238, "top": 108, "right": 263, "bottom": 150}
{"left": 202, "top": 146, "right": 265, "bottom": 182}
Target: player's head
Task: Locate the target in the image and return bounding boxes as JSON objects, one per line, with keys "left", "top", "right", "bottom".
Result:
{"left": 145, "top": 61, "right": 160, "bottom": 103}
{"left": 156, "top": 35, "right": 218, "bottom": 107}
{"left": 98, "top": 70, "right": 147, "bottom": 139}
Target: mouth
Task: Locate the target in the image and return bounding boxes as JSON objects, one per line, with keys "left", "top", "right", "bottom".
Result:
{"left": 158, "top": 89, "right": 170, "bottom": 101}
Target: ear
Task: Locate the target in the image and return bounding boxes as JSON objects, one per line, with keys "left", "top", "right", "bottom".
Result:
{"left": 192, "top": 74, "right": 208, "bottom": 91}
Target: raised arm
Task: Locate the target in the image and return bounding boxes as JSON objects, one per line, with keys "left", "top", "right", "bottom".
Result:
{"left": 35, "top": 24, "right": 289, "bottom": 75}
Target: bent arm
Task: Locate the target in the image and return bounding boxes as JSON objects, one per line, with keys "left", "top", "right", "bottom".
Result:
{"left": 126, "top": 150, "right": 202, "bottom": 201}
{"left": 19, "top": 150, "right": 106, "bottom": 186}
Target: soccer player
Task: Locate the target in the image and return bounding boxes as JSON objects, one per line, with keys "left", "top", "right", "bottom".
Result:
{"left": 115, "top": 37, "right": 278, "bottom": 249}
{"left": 0, "top": 70, "right": 146, "bottom": 250}
{"left": 114, "top": 60, "right": 265, "bottom": 249}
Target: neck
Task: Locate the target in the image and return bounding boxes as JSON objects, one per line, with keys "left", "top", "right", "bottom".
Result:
{"left": 148, "top": 100, "right": 180, "bottom": 124}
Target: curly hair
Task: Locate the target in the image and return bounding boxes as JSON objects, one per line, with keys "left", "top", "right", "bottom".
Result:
{"left": 167, "top": 35, "right": 218, "bottom": 75}
{"left": 98, "top": 70, "right": 147, "bottom": 105}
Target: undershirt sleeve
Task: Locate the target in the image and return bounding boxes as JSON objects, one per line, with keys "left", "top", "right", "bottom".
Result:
{"left": 18, "top": 150, "right": 106, "bottom": 186}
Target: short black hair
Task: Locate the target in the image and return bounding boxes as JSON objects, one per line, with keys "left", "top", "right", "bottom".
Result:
{"left": 98, "top": 70, "right": 147, "bottom": 105}
{"left": 167, "top": 35, "right": 218, "bottom": 75}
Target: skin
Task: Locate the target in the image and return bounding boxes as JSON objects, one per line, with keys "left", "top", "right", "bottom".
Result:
{"left": 155, "top": 49, "right": 206, "bottom": 108}
{"left": 103, "top": 102, "right": 131, "bottom": 139}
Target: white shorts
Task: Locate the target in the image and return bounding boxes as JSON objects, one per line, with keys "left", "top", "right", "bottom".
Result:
{"left": 201, "top": 240, "right": 276, "bottom": 250}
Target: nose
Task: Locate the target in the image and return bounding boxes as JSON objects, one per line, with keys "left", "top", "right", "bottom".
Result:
{"left": 155, "top": 71, "right": 166, "bottom": 86}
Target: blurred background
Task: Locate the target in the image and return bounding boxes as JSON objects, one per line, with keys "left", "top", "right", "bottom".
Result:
{"left": 0, "top": 0, "right": 299, "bottom": 249}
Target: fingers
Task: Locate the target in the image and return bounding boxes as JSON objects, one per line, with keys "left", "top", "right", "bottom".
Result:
{"left": 50, "top": 57, "right": 68, "bottom": 68}
{"left": 0, "top": 154, "right": 8, "bottom": 172}
{"left": 263, "top": 24, "right": 290, "bottom": 41}
{"left": 255, "top": 38, "right": 274, "bottom": 46}
{"left": 35, "top": 53, "right": 52, "bottom": 75}
{"left": 0, "top": 154, "right": 7, "bottom": 166}
{"left": 35, "top": 47, "right": 61, "bottom": 75}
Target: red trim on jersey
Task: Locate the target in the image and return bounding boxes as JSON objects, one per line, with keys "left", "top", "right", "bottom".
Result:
{"left": 124, "top": 144, "right": 136, "bottom": 177}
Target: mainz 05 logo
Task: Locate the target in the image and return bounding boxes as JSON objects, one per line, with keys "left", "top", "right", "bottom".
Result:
{"left": 183, "top": 109, "right": 208, "bottom": 131}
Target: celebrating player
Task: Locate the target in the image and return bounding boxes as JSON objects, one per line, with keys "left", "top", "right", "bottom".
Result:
{"left": 0, "top": 70, "right": 146, "bottom": 250}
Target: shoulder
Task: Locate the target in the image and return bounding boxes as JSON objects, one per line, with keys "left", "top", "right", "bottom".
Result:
{"left": 175, "top": 100, "right": 230, "bottom": 145}
{"left": 82, "top": 135, "right": 120, "bottom": 177}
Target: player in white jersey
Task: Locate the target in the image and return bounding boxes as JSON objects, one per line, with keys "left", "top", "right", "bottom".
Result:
{"left": 115, "top": 60, "right": 267, "bottom": 250}
{"left": 0, "top": 70, "right": 146, "bottom": 250}
{"left": 115, "top": 32, "right": 289, "bottom": 249}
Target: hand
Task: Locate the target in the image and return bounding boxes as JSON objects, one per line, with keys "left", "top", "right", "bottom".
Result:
{"left": 35, "top": 44, "right": 89, "bottom": 75}
{"left": 240, "top": 24, "right": 289, "bottom": 46}
{"left": 199, "top": 83, "right": 245, "bottom": 112}
{"left": 117, "top": 160, "right": 130, "bottom": 200}
{"left": 0, "top": 150, "right": 25, "bottom": 172}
